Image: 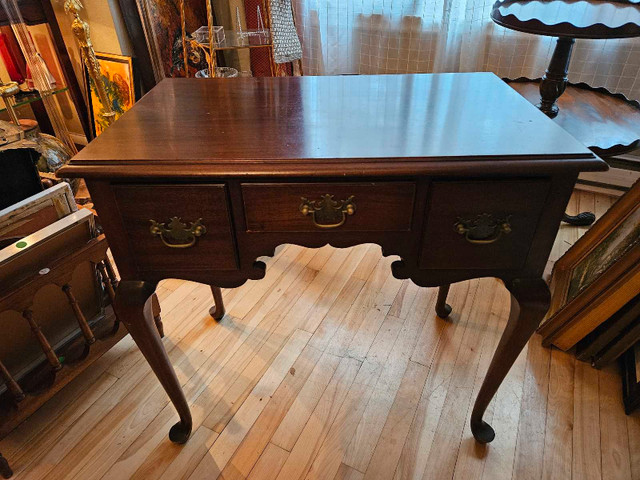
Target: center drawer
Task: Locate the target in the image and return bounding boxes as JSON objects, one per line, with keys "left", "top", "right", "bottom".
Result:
{"left": 241, "top": 182, "right": 416, "bottom": 232}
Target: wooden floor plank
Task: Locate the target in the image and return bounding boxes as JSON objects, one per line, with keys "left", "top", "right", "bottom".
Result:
{"left": 541, "top": 348, "right": 575, "bottom": 480}
{"left": 391, "top": 280, "right": 480, "bottom": 480}
{"left": 512, "top": 333, "right": 552, "bottom": 480}
{"left": 220, "top": 344, "right": 325, "bottom": 480}
{"left": 307, "top": 247, "right": 381, "bottom": 353}
{"left": 200, "top": 250, "right": 339, "bottom": 435}
{"left": 158, "top": 426, "right": 219, "bottom": 480}
{"left": 599, "top": 365, "right": 633, "bottom": 480}
{"left": 421, "top": 279, "right": 499, "bottom": 480}
{"left": 246, "top": 443, "right": 289, "bottom": 480}
{"left": 300, "top": 244, "right": 369, "bottom": 333}
{"left": 270, "top": 351, "right": 341, "bottom": 451}
{"left": 334, "top": 464, "right": 364, "bottom": 480}
{"left": 302, "top": 361, "right": 380, "bottom": 480}
{"left": 274, "top": 357, "right": 362, "bottom": 480}
{"left": 454, "top": 285, "right": 512, "bottom": 480}
{"left": 0, "top": 369, "right": 118, "bottom": 465}
{"left": 343, "top": 287, "right": 435, "bottom": 473}
{"left": 305, "top": 288, "right": 427, "bottom": 480}
{"left": 627, "top": 413, "right": 640, "bottom": 480}
{"left": 187, "top": 329, "right": 312, "bottom": 479}
{"left": 572, "top": 361, "right": 602, "bottom": 480}
{"left": 325, "top": 257, "right": 397, "bottom": 358}
{"left": 361, "top": 361, "right": 429, "bottom": 480}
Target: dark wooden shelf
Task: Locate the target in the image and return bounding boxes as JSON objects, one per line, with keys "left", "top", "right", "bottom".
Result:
{"left": 507, "top": 78, "right": 640, "bottom": 157}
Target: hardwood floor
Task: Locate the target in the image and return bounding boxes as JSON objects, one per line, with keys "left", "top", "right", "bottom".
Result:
{"left": 2, "top": 190, "right": 639, "bottom": 480}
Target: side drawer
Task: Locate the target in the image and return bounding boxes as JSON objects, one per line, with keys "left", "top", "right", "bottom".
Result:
{"left": 112, "top": 184, "right": 237, "bottom": 271}
{"left": 420, "top": 179, "right": 550, "bottom": 270}
{"left": 242, "top": 182, "right": 415, "bottom": 232}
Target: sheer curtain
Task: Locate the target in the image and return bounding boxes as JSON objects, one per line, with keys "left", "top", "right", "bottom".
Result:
{"left": 293, "top": 0, "right": 640, "bottom": 100}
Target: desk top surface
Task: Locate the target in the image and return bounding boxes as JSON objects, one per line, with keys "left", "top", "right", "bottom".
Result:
{"left": 63, "top": 73, "right": 606, "bottom": 178}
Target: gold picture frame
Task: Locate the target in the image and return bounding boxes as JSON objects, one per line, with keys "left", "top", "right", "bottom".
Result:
{"left": 539, "top": 179, "right": 640, "bottom": 351}
{"left": 87, "top": 52, "right": 135, "bottom": 136}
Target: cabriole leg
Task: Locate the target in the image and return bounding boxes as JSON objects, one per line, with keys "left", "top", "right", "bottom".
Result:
{"left": 471, "top": 277, "right": 550, "bottom": 443}
{"left": 209, "top": 286, "right": 225, "bottom": 321}
{"left": 435, "top": 284, "right": 452, "bottom": 318}
{"left": 0, "top": 453, "right": 12, "bottom": 478}
{"left": 113, "top": 280, "right": 192, "bottom": 444}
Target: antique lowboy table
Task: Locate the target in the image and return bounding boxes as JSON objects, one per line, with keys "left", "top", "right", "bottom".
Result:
{"left": 58, "top": 73, "right": 607, "bottom": 445}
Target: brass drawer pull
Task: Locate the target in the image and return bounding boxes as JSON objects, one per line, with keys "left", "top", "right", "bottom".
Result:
{"left": 454, "top": 214, "right": 511, "bottom": 245}
{"left": 300, "top": 194, "right": 356, "bottom": 229}
{"left": 149, "top": 217, "right": 206, "bottom": 248}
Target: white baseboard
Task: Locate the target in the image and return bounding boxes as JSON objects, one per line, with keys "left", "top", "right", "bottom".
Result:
{"left": 577, "top": 154, "right": 640, "bottom": 196}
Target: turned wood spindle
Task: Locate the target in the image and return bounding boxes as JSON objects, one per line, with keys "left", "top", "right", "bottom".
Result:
{"left": 97, "top": 262, "right": 116, "bottom": 304}
{"left": 537, "top": 37, "right": 574, "bottom": 118}
{"left": 0, "top": 358, "right": 25, "bottom": 403}
{"left": 98, "top": 261, "right": 120, "bottom": 332}
{"left": 102, "top": 256, "right": 119, "bottom": 289}
{"left": 23, "top": 309, "right": 62, "bottom": 371}
{"left": 63, "top": 284, "right": 96, "bottom": 345}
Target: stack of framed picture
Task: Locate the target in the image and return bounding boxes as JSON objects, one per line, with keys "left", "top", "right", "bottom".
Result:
{"left": 575, "top": 294, "right": 640, "bottom": 367}
{"left": 574, "top": 293, "right": 640, "bottom": 413}
{"left": 540, "top": 178, "right": 640, "bottom": 351}
{"left": 541, "top": 179, "right": 640, "bottom": 413}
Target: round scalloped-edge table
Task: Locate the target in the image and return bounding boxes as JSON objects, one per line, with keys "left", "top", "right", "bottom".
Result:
{"left": 492, "top": 0, "right": 640, "bottom": 225}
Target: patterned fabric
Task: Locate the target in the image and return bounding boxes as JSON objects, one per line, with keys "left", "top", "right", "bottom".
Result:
{"left": 270, "top": 0, "right": 303, "bottom": 63}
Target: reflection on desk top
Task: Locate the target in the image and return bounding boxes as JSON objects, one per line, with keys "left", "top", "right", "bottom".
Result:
{"left": 61, "top": 73, "right": 607, "bottom": 178}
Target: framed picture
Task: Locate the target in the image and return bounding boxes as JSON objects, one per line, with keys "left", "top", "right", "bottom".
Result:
{"left": 622, "top": 342, "right": 640, "bottom": 414}
{"left": 539, "top": 179, "right": 640, "bottom": 351}
{"left": 87, "top": 52, "right": 136, "bottom": 136}
{"left": 0, "top": 183, "right": 76, "bottom": 242}
{"left": 129, "top": 0, "right": 208, "bottom": 80}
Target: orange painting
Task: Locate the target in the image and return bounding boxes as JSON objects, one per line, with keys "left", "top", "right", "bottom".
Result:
{"left": 89, "top": 52, "right": 135, "bottom": 136}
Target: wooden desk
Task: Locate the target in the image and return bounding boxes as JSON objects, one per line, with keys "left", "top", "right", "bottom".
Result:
{"left": 59, "top": 73, "right": 607, "bottom": 445}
